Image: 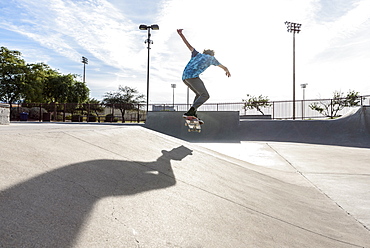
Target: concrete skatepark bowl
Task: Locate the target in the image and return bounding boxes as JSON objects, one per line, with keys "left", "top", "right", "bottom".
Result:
{"left": 0, "top": 106, "right": 369, "bottom": 247}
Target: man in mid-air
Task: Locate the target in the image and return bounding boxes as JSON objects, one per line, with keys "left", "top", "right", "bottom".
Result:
{"left": 177, "top": 29, "right": 231, "bottom": 123}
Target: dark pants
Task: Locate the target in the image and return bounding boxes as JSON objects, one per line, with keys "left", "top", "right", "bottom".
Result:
{"left": 183, "top": 77, "right": 210, "bottom": 109}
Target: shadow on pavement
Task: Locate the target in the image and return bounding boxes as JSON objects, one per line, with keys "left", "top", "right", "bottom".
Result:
{"left": 0, "top": 146, "right": 193, "bottom": 247}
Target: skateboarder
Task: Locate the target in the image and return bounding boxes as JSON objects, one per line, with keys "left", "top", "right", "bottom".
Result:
{"left": 177, "top": 29, "right": 231, "bottom": 122}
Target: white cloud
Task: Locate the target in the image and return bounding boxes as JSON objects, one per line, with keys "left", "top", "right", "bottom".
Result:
{"left": 1, "top": 0, "right": 145, "bottom": 69}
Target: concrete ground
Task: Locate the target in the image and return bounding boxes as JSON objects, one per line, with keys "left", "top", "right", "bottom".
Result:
{"left": 0, "top": 122, "right": 369, "bottom": 247}
{"left": 198, "top": 141, "right": 370, "bottom": 231}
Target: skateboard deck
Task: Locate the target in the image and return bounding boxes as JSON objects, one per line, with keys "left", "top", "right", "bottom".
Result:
{"left": 185, "top": 116, "right": 201, "bottom": 133}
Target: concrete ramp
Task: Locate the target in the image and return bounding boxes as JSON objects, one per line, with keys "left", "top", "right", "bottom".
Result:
{"left": 239, "top": 106, "right": 370, "bottom": 147}
{"left": 145, "top": 107, "right": 370, "bottom": 147}
{"left": 336, "top": 106, "right": 370, "bottom": 134}
{"left": 145, "top": 111, "right": 239, "bottom": 142}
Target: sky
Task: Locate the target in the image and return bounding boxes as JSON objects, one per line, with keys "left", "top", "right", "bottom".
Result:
{"left": 1, "top": 0, "right": 370, "bottom": 104}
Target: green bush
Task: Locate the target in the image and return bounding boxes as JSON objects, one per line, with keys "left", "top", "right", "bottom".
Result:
{"left": 104, "top": 114, "right": 118, "bottom": 122}
{"left": 87, "top": 114, "right": 97, "bottom": 122}
{"left": 29, "top": 107, "right": 47, "bottom": 120}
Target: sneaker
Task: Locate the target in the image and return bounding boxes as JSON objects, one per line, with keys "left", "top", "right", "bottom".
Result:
{"left": 183, "top": 107, "right": 197, "bottom": 118}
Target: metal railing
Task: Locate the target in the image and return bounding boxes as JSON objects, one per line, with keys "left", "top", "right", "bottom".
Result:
{"left": 10, "top": 95, "right": 369, "bottom": 122}
{"left": 151, "top": 94, "right": 370, "bottom": 120}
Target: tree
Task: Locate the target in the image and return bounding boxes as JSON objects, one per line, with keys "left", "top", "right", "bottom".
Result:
{"left": 23, "top": 63, "right": 54, "bottom": 103}
{"left": 1, "top": 46, "right": 91, "bottom": 106}
{"left": 309, "top": 90, "right": 361, "bottom": 118}
{"left": 43, "top": 73, "right": 89, "bottom": 104}
{"left": 67, "top": 80, "right": 89, "bottom": 104}
{"left": 243, "top": 94, "right": 271, "bottom": 115}
{"left": 102, "top": 86, "right": 145, "bottom": 123}
{"left": 87, "top": 98, "right": 104, "bottom": 114}
{"left": 85, "top": 98, "right": 104, "bottom": 122}
{"left": 43, "top": 73, "right": 72, "bottom": 103}
{"left": 0, "top": 47, "right": 27, "bottom": 107}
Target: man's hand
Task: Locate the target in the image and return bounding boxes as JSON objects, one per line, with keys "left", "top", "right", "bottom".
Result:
{"left": 225, "top": 68, "right": 231, "bottom": 77}
{"left": 219, "top": 65, "right": 231, "bottom": 77}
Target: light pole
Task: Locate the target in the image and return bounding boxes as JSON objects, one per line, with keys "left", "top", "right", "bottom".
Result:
{"left": 81, "top": 56, "right": 88, "bottom": 83}
{"left": 171, "top": 84, "right": 176, "bottom": 107}
{"left": 300, "top": 83, "right": 308, "bottom": 119}
{"left": 285, "top": 21, "right": 302, "bottom": 120}
{"left": 139, "top": 24, "right": 159, "bottom": 113}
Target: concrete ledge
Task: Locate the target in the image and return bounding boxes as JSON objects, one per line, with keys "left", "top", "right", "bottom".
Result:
{"left": 145, "top": 111, "right": 240, "bottom": 142}
{"left": 0, "top": 104, "right": 10, "bottom": 125}
{"left": 238, "top": 106, "right": 370, "bottom": 148}
{"left": 240, "top": 115, "right": 272, "bottom": 119}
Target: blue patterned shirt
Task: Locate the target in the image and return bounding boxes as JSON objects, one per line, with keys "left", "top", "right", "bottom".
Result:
{"left": 182, "top": 49, "right": 221, "bottom": 80}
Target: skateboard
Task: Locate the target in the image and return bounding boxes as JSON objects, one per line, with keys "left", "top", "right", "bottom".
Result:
{"left": 185, "top": 116, "right": 201, "bottom": 133}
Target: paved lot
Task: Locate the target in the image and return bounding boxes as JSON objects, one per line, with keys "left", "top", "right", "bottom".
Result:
{"left": 0, "top": 122, "right": 369, "bottom": 247}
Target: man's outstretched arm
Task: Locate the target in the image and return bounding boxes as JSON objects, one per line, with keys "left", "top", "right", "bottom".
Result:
{"left": 218, "top": 64, "right": 231, "bottom": 77}
{"left": 177, "top": 29, "right": 194, "bottom": 52}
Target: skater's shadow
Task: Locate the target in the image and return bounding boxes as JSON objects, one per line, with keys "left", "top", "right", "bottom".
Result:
{"left": 0, "top": 145, "right": 193, "bottom": 247}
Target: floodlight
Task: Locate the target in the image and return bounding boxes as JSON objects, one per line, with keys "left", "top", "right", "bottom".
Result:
{"left": 151, "top": 24, "right": 159, "bottom": 30}
{"left": 139, "top": 25, "right": 148, "bottom": 30}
